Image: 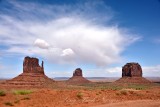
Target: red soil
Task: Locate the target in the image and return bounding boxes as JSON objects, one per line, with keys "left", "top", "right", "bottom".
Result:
{"left": 67, "top": 76, "right": 91, "bottom": 84}
{"left": 0, "top": 83, "right": 160, "bottom": 107}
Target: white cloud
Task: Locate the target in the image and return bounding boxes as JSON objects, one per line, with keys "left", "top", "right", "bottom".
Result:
{"left": 0, "top": 1, "right": 140, "bottom": 66}
{"left": 143, "top": 65, "right": 160, "bottom": 77}
{"left": 61, "top": 48, "right": 74, "bottom": 56}
{"left": 106, "top": 67, "right": 121, "bottom": 73}
{"left": 34, "top": 39, "right": 50, "bottom": 49}
{"left": 0, "top": 64, "right": 3, "bottom": 69}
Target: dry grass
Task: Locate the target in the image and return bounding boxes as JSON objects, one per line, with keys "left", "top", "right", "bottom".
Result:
{"left": 13, "top": 90, "right": 32, "bottom": 95}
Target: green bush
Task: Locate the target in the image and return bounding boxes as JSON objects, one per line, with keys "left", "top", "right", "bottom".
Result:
{"left": 13, "top": 90, "right": 32, "bottom": 95}
{"left": 77, "top": 92, "right": 83, "bottom": 99}
{"left": 0, "top": 90, "right": 6, "bottom": 96}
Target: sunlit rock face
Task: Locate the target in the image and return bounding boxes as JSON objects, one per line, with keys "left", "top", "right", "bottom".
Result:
{"left": 23, "top": 56, "right": 44, "bottom": 74}
{"left": 4, "top": 56, "right": 55, "bottom": 87}
{"left": 122, "top": 63, "right": 142, "bottom": 77}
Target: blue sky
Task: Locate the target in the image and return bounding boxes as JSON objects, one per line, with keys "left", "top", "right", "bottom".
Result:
{"left": 0, "top": 0, "right": 160, "bottom": 78}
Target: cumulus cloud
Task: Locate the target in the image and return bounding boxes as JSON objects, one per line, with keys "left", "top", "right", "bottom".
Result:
{"left": 61, "top": 48, "right": 74, "bottom": 56}
{"left": 34, "top": 39, "right": 50, "bottom": 49}
{"left": 0, "top": 0, "right": 140, "bottom": 66}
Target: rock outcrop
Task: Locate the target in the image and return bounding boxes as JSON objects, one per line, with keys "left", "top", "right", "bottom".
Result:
{"left": 73, "top": 68, "right": 83, "bottom": 76}
{"left": 115, "top": 62, "right": 151, "bottom": 84}
{"left": 23, "top": 56, "right": 44, "bottom": 74}
{"left": 4, "top": 56, "right": 55, "bottom": 87}
{"left": 67, "top": 68, "right": 90, "bottom": 84}
{"left": 122, "top": 63, "right": 142, "bottom": 77}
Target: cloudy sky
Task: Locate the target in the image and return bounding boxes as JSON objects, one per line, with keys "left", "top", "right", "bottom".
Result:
{"left": 0, "top": 0, "right": 160, "bottom": 78}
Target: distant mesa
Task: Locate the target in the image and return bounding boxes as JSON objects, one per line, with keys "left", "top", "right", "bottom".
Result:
{"left": 115, "top": 62, "right": 151, "bottom": 83}
{"left": 4, "top": 56, "right": 54, "bottom": 87}
{"left": 67, "top": 68, "right": 90, "bottom": 84}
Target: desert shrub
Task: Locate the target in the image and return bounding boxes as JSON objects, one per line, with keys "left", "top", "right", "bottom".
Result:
{"left": 4, "top": 102, "right": 14, "bottom": 106}
{"left": 127, "top": 84, "right": 149, "bottom": 90}
{"left": 21, "top": 97, "right": 30, "bottom": 100}
{"left": 115, "top": 92, "right": 120, "bottom": 95}
{"left": 96, "top": 91, "right": 102, "bottom": 95}
{"left": 0, "top": 90, "right": 6, "bottom": 96}
{"left": 77, "top": 92, "right": 83, "bottom": 99}
{"left": 101, "top": 89, "right": 105, "bottom": 91}
{"left": 13, "top": 90, "right": 32, "bottom": 95}
{"left": 120, "top": 90, "right": 128, "bottom": 95}
{"left": 111, "top": 87, "right": 122, "bottom": 90}
{"left": 128, "top": 90, "right": 134, "bottom": 94}
{"left": 14, "top": 100, "right": 20, "bottom": 104}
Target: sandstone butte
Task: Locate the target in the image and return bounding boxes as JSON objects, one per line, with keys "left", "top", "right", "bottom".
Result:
{"left": 115, "top": 62, "right": 151, "bottom": 83}
{"left": 4, "top": 56, "right": 55, "bottom": 87}
{"left": 2, "top": 57, "right": 152, "bottom": 87}
{"left": 67, "top": 68, "right": 91, "bottom": 84}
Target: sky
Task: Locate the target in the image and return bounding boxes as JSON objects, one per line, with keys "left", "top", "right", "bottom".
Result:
{"left": 0, "top": 0, "right": 160, "bottom": 78}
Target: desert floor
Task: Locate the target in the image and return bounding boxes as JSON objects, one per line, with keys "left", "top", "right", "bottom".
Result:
{"left": 0, "top": 81, "right": 160, "bottom": 107}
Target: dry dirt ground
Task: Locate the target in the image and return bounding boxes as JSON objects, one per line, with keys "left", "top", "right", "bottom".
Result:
{"left": 0, "top": 82, "right": 160, "bottom": 107}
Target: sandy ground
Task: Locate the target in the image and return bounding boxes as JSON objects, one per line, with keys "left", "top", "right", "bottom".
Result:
{"left": 94, "top": 100, "right": 160, "bottom": 107}
{"left": 0, "top": 82, "right": 160, "bottom": 107}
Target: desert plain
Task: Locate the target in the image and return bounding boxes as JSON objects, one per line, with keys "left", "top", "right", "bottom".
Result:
{"left": 0, "top": 78, "right": 160, "bottom": 107}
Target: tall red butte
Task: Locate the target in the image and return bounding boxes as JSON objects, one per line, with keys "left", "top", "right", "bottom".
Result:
{"left": 23, "top": 56, "right": 44, "bottom": 74}
{"left": 5, "top": 56, "right": 54, "bottom": 87}
{"left": 115, "top": 62, "right": 151, "bottom": 83}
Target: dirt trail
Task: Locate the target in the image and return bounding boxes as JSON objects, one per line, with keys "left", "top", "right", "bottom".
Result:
{"left": 94, "top": 100, "right": 160, "bottom": 107}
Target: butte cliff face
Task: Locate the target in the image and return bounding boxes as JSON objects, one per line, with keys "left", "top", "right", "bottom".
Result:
{"left": 67, "top": 68, "right": 90, "bottom": 84}
{"left": 122, "top": 63, "right": 142, "bottom": 77}
{"left": 4, "top": 56, "right": 54, "bottom": 87}
{"left": 115, "top": 62, "right": 151, "bottom": 83}
{"left": 73, "top": 68, "right": 83, "bottom": 76}
{"left": 23, "top": 56, "right": 44, "bottom": 74}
